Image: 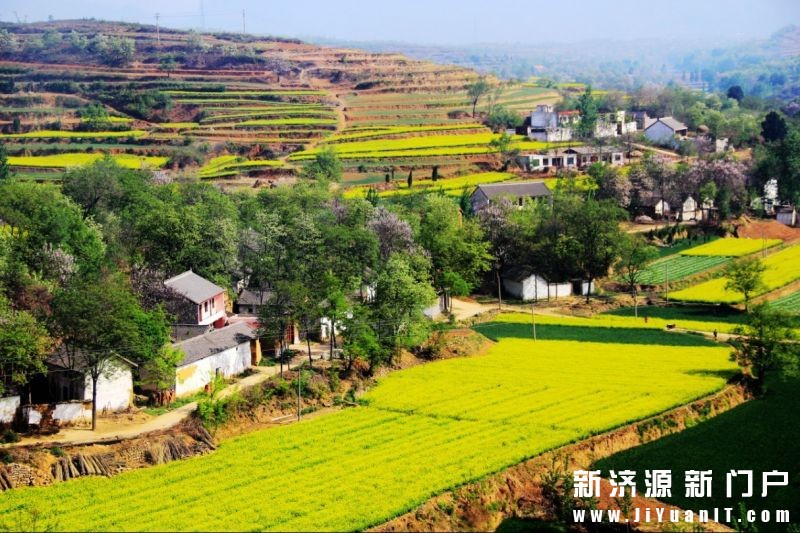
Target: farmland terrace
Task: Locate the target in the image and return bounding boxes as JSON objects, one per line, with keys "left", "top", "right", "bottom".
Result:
{"left": 0, "top": 20, "right": 561, "bottom": 186}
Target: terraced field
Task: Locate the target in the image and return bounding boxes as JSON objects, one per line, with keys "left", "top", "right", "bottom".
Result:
{"left": 681, "top": 237, "right": 782, "bottom": 257}
{"left": 671, "top": 244, "right": 800, "bottom": 304}
{"left": 8, "top": 153, "right": 168, "bottom": 169}
{"left": 0, "top": 314, "right": 735, "bottom": 531}
{"left": 342, "top": 171, "right": 517, "bottom": 199}
{"left": 770, "top": 291, "right": 800, "bottom": 313}
{"left": 637, "top": 254, "right": 732, "bottom": 285}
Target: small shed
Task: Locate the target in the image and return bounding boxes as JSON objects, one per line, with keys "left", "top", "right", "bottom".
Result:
{"left": 777, "top": 206, "right": 797, "bottom": 227}
{"left": 471, "top": 182, "right": 552, "bottom": 212}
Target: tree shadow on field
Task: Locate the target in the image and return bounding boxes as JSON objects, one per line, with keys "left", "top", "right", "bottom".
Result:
{"left": 683, "top": 368, "right": 739, "bottom": 380}
{"left": 472, "top": 323, "right": 717, "bottom": 347}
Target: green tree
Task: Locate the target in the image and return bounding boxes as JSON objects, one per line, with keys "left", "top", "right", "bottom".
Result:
{"left": 467, "top": 77, "right": 491, "bottom": 118}
{"left": 0, "top": 143, "right": 9, "bottom": 182}
{"left": 486, "top": 105, "right": 523, "bottom": 132}
{"left": 566, "top": 198, "right": 626, "bottom": 303}
{"left": 139, "top": 344, "right": 184, "bottom": 404}
{"left": 614, "top": 234, "right": 658, "bottom": 316}
{"left": 761, "top": 111, "right": 787, "bottom": 142}
{"left": 0, "top": 296, "right": 51, "bottom": 396}
{"left": 726, "top": 85, "right": 744, "bottom": 102}
{"left": 371, "top": 254, "right": 436, "bottom": 367}
{"left": 302, "top": 146, "right": 342, "bottom": 182}
{"left": 731, "top": 303, "right": 798, "bottom": 393}
{"left": 340, "top": 303, "right": 382, "bottom": 373}
{"left": 417, "top": 195, "right": 491, "bottom": 307}
{"left": 407, "top": 169, "right": 413, "bottom": 188}
{"left": 159, "top": 55, "right": 178, "bottom": 78}
{"left": 489, "top": 132, "right": 520, "bottom": 171}
{"left": 576, "top": 85, "right": 599, "bottom": 138}
{"left": 724, "top": 258, "right": 766, "bottom": 311}
{"left": 50, "top": 273, "right": 170, "bottom": 429}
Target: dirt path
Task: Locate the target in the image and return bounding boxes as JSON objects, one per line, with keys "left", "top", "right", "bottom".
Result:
{"left": 2, "top": 351, "right": 326, "bottom": 449}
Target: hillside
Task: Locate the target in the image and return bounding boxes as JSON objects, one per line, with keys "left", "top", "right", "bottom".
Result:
{"left": 0, "top": 20, "right": 561, "bottom": 188}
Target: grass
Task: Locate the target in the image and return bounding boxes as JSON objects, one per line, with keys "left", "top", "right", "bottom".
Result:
{"left": 594, "top": 376, "right": 800, "bottom": 525}
{"left": 605, "top": 305, "right": 746, "bottom": 325}
{"left": 142, "top": 393, "right": 203, "bottom": 416}
{"left": 165, "top": 89, "right": 326, "bottom": 97}
{"left": 681, "top": 237, "right": 782, "bottom": 257}
{"left": 670, "top": 244, "right": 800, "bottom": 304}
{"left": 328, "top": 124, "right": 486, "bottom": 143}
{"left": 487, "top": 306, "right": 737, "bottom": 334}
{"left": 0, "top": 316, "right": 735, "bottom": 531}
{"left": 8, "top": 153, "right": 168, "bottom": 169}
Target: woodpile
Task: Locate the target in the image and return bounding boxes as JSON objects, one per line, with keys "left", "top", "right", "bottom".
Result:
{"left": 145, "top": 437, "right": 194, "bottom": 465}
{"left": 52, "top": 456, "right": 79, "bottom": 482}
{"left": 0, "top": 469, "right": 13, "bottom": 491}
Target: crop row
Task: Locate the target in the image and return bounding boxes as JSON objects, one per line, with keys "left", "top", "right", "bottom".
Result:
{"left": 1, "top": 130, "right": 147, "bottom": 139}
{"left": 0, "top": 319, "right": 734, "bottom": 531}
{"left": 768, "top": 291, "right": 800, "bottom": 314}
{"left": 8, "top": 153, "right": 168, "bottom": 169}
{"left": 637, "top": 255, "right": 731, "bottom": 285}
{"left": 342, "top": 172, "right": 515, "bottom": 199}
{"left": 670, "top": 244, "right": 800, "bottom": 304}
{"left": 681, "top": 237, "right": 782, "bottom": 257}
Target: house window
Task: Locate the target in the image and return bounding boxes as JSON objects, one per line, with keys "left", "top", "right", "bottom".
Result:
{"left": 211, "top": 298, "right": 215, "bottom": 310}
{"left": 531, "top": 158, "right": 540, "bottom": 167}
{"left": 567, "top": 157, "right": 574, "bottom": 165}
{"left": 204, "top": 301, "right": 209, "bottom": 313}
{"left": 614, "top": 154, "right": 621, "bottom": 160}
{"left": 543, "top": 158, "right": 549, "bottom": 165}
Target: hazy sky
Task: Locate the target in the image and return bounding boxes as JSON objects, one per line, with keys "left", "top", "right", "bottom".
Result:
{"left": 2, "top": 0, "right": 798, "bottom": 45}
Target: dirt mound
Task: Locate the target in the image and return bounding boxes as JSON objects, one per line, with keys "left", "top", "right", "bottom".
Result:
{"left": 735, "top": 219, "right": 800, "bottom": 243}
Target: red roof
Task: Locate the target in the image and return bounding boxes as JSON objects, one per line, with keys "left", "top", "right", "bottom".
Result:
{"left": 557, "top": 110, "right": 580, "bottom": 116}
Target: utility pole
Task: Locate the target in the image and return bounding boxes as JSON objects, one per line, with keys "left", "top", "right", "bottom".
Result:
{"left": 155, "top": 13, "right": 161, "bottom": 46}
{"left": 531, "top": 302, "right": 537, "bottom": 341}
{"left": 242, "top": 9, "right": 246, "bottom": 34}
{"left": 297, "top": 364, "right": 302, "bottom": 421}
{"left": 664, "top": 258, "right": 669, "bottom": 301}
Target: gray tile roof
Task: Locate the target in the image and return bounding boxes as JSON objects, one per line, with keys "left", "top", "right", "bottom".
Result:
{"left": 474, "top": 182, "right": 552, "bottom": 199}
{"left": 237, "top": 288, "right": 273, "bottom": 306}
{"left": 646, "top": 117, "right": 688, "bottom": 132}
{"left": 164, "top": 270, "right": 224, "bottom": 305}
{"left": 173, "top": 322, "right": 256, "bottom": 367}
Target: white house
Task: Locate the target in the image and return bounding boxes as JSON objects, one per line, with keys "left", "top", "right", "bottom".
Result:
{"left": 471, "top": 182, "right": 552, "bottom": 212}
{"left": 526, "top": 105, "right": 574, "bottom": 142}
{"left": 679, "top": 196, "right": 700, "bottom": 221}
{"left": 501, "top": 267, "right": 594, "bottom": 302}
{"left": 644, "top": 117, "right": 688, "bottom": 145}
{"left": 0, "top": 396, "right": 20, "bottom": 425}
{"left": 165, "top": 270, "right": 228, "bottom": 328}
{"left": 172, "top": 322, "right": 259, "bottom": 397}
{"left": 519, "top": 146, "right": 624, "bottom": 172}
{"left": 46, "top": 351, "right": 136, "bottom": 413}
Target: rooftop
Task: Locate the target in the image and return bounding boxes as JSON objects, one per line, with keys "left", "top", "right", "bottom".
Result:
{"left": 173, "top": 322, "right": 257, "bottom": 367}
{"left": 164, "top": 270, "right": 225, "bottom": 305}
{"left": 474, "top": 181, "right": 552, "bottom": 199}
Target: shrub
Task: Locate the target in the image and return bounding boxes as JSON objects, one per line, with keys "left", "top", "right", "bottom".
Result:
{"left": 1, "top": 429, "right": 20, "bottom": 444}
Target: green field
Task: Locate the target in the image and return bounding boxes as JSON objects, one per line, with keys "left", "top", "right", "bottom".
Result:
{"left": 198, "top": 156, "right": 284, "bottom": 179}
{"left": 637, "top": 254, "right": 732, "bottom": 285}
{"left": 671, "top": 244, "right": 800, "bottom": 304}
{"left": 342, "top": 172, "right": 516, "bottom": 199}
{"left": 8, "top": 153, "right": 168, "bottom": 169}
{"left": 595, "top": 377, "right": 800, "bottom": 525}
{"left": 0, "top": 315, "right": 735, "bottom": 531}
{"left": 770, "top": 291, "right": 800, "bottom": 314}
{"left": 681, "top": 237, "right": 782, "bottom": 257}
{"left": 1, "top": 130, "right": 147, "bottom": 139}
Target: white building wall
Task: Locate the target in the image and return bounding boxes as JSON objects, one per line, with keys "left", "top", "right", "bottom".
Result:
{"left": 53, "top": 402, "right": 92, "bottom": 424}
{"left": 645, "top": 121, "right": 676, "bottom": 144}
{"left": 503, "top": 274, "right": 573, "bottom": 301}
{"left": 82, "top": 358, "right": 133, "bottom": 413}
{"left": 0, "top": 396, "right": 20, "bottom": 424}
{"left": 175, "top": 343, "right": 251, "bottom": 397}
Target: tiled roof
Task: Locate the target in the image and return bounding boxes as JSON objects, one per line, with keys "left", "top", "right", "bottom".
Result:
{"left": 164, "top": 270, "right": 224, "bottom": 305}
